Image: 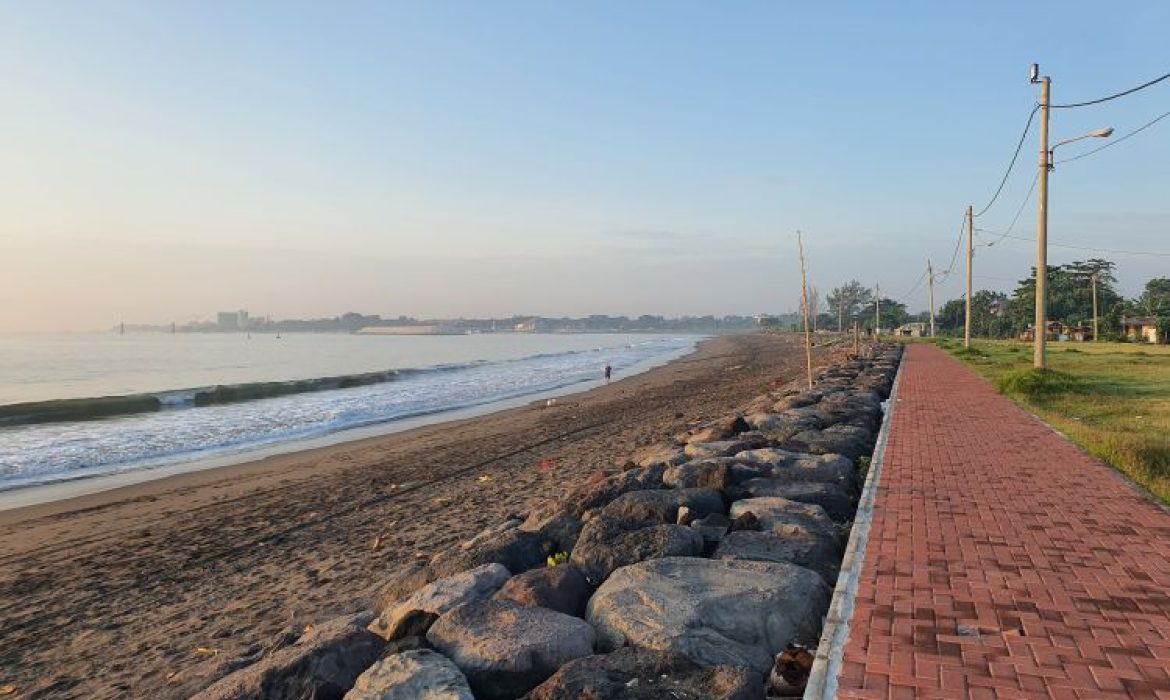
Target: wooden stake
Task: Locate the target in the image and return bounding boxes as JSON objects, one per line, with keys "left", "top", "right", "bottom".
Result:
{"left": 797, "top": 231, "right": 813, "bottom": 389}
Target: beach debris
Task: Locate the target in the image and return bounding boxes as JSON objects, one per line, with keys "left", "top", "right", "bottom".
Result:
{"left": 545, "top": 398, "right": 557, "bottom": 408}
{"left": 537, "top": 459, "right": 556, "bottom": 473}
{"left": 546, "top": 552, "right": 568, "bottom": 567}
{"left": 476, "top": 475, "right": 495, "bottom": 484}
{"left": 434, "top": 497, "right": 451, "bottom": 506}
{"left": 0, "top": 685, "right": 17, "bottom": 695}
{"left": 372, "top": 532, "right": 385, "bottom": 551}
{"left": 195, "top": 647, "right": 220, "bottom": 657}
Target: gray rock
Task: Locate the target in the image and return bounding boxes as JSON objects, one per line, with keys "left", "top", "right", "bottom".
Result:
{"left": 587, "top": 557, "right": 830, "bottom": 675}
{"left": 427, "top": 525, "right": 547, "bottom": 580}
{"left": 690, "top": 512, "right": 732, "bottom": 545}
{"left": 729, "top": 480, "right": 854, "bottom": 521}
{"left": 784, "top": 425, "right": 873, "bottom": 462}
{"left": 684, "top": 435, "right": 766, "bottom": 460}
{"left": 427, "top": 600, "right": 595, "bottom": 700}
{"left": 683, "top": 416, "right": 750, "bottom": 445}
{"left": 571, "top": 519, "right": 704, "bottom": 585}
{"left": 662, "top": 460, "right": 733, "bottom": 490}
{"left": 493, "top": 565, "right": 591, "bottom": 617}
{"left": 192, "top": 611, "right": 384, "bottom": 700}
{"left": 596, "top": 488, "right": 725, "bottom": 529}
{"left": 728, "top": 497, "right": 839, "bottom": 547}
{"left": 370, "top": 563, "right": 511, "bottom": 640}
{"left": 732, "top": 449, "right": 858, "bottom": 492}
{"left": 344, "top": 649, "right": 472, "bottom": 700}
{"left": 628, "top": 443, "right": 688, "bottom": 468}
{"left": 522, "top": 647, "right": 765, "bottom": 700}
{"left": 712, "top": 530, "right": 840, "bottom": 585}
{"left": 518, "top": 502, "right": 582, "bottom": 556}
{"left": 561, "top": 466, "right": 668, "bottom": 517}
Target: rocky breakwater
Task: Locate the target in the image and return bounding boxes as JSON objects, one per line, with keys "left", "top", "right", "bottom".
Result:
{"left": 193, "top": 343, "right": 903, "bottom": 700}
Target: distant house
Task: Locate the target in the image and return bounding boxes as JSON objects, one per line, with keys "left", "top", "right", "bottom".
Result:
{"left": 1019, "top": 321, "right": 1064, "bottom": 342}
{"left": 1122, "top": 316, "right": 1163, "bottom": 344}
{"left": 1064, "top": 325, "right": 1094, "bottom": 342}
{"left": 755, "top": 314, "right": 781, "bottom": 328}
{"left": 892, "top": 322, "right": 928, "bottom": 338}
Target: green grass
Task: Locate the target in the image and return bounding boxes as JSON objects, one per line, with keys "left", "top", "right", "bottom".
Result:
{"left": 938, "top": 339, "right": 1170, "bottom": 504}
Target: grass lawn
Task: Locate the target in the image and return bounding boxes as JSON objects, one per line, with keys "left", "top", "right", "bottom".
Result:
{"left": 930, "top": 337, "right": 1170, "bottom": 505}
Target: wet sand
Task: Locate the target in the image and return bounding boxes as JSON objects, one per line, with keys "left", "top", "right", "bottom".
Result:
{"left": 0, "top": 333, "right": 829, "bottom": 699}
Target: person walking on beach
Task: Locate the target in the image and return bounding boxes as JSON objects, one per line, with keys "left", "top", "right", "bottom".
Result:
{"left": 604, "top": 364, "right": 612, "bottom": 382}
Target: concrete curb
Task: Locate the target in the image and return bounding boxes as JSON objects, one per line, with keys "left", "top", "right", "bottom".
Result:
{"left": 803, "top": 352, "right": 905, "bottom": 700}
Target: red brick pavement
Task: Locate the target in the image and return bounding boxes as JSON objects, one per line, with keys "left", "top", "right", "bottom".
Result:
{"left": 835, "top": 344, "right": 1170, "bottom": 700}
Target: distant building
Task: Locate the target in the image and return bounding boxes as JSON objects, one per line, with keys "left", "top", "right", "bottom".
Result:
{"left": 755, "top": 314, "right": 781, "bottom": 328}
{"left": 1019, "top": 321, "right": 1065, "bottom": 342}
{"left": 1122, "top": 316, "right": 1163, "bottom": 344}
{"left": 216, "top": 310, "right": 249, "bottom": 330}
{"left": 892, "top": 322, "right": 928, "bottom": 338}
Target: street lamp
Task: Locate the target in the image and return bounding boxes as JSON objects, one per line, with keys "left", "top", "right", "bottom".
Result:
{"left": 1029, "top": 64, "right": 1112, "bottom": 369}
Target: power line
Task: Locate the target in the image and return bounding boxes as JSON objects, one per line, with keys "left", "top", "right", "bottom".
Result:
{"left": 894, "top": 267, "right": 928, "bottom": 303}
{"left": 978, "top": 173, "right": 1038, "bottom": 248}
{"left": 1055, "top": 110, "right": 1170, "bottom": 165}
{"left": 1051, "top": 71, "right": 1170, "bottom": 109}
{"left": 973, "top": 104, "right": 1040, "bottom": 217}
{"left": 939, "top": 210, "right": 970, "bottom": 278}
{"left": 974, "top": 230, "right": 1170, "bottom": 258}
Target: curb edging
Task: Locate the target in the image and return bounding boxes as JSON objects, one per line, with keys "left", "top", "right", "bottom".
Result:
{"left": 803, "top": 353, "right": 905, "bottom": 700}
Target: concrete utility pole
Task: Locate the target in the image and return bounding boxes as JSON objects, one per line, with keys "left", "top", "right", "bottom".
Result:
{"left": 875, "top": 283, "right": 881, "bottom": 339}
{"left": 1033, "top": 70, "right": 1052, "bottom": 369}
{"left": 797, "top": 231, "right": 814, "bottom": 389}
{"left": 965, "top": 204, "right": 974, "bottom": 349}
{"left": 1091, "top": 271, "right": 1099, "bottom": 342}
{"left": 927, "top": 259, "right": 936, "bottom": 337}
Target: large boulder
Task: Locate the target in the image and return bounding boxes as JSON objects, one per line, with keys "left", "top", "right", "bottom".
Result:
{"left": 683, "top": 435, "right": 766, "bottom": 460}
{"left": 493, "top": 565, "right": 591, "bottom": 617}
{"left": 570, "top": 520, "right": 704, "bottom": 585}
{"left": 728, "top": 497, "right": 839, "bottom": 547}
{"left": 731, "top": 449, "right": 858, "bottom": 492}
{"left": 587, "top": 558, "right": 829, "bottom": 675}
{"left": 682, "top": 416, "right": 751, "bottom": 445}
{"left": 562, "top": 466, "right": 668, "bottom": 517}
{"left": 728, "top": 480, "right": 854, "bottom": 521}
{"left": 427, "top": 600, "right": 596, "bottom": 700}
{"left": 344, "top": 649, "right": 473, "bottom": 700}
{"left": 518, "top": 502, "right": 583, "bottom": 556}
{"left": 628, "top": 442, "right": 688, "bottom": 469}
{"left": 662, "top": 459, "right": 733, "bottom": 490}
{"left": 192, "top": 612, "right": 385, "bottom": 700}
{"left": 712, "top": 530, "right": 840, "bottom": 585}
{"left": 783, "top": 425, "right": 873, "bottom": 462}
{"left": 522, "top": 647, "right": 764, "bottom": 700}
{"left": 596, "top": 488, "right": 725, "bottom": 528}
{"left": 369, "top": 563, "right": 511, "bottom": 640}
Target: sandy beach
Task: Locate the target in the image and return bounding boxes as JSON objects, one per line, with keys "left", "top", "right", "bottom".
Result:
{"left": 0, "top": 333, "right": 830, "bottom": 699}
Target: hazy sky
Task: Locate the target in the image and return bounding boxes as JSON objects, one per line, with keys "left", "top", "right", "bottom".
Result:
{"left": 2, "top": 2, "right": 1168, "bottom": 332}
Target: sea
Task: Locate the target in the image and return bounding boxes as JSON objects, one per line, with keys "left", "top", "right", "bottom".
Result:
{"left": 0, "top": 332, "right": 699, "bottom": 492}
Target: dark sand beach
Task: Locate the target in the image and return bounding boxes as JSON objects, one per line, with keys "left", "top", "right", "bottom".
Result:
{"left": 0, "top": 333, "right": 831, "bottom": 699}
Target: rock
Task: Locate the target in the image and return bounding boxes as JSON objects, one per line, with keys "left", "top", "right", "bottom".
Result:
{"left": 690, "top": 512, "right": 731, "bottom": 545}
{"left": 728, "top": 480, "right": 855, "bottom": 521}
{"left": 628, "top": 442, "right": 688, "bottom": 468}
{"left": 784, "top": 425, "right": 873, "bottom": 461}
{"left": 344, "top": 649, "right": 473, "bottom": 700}
{"left": 492, "top": 565, "right": 591, "bottom": 617}
{"left": 729, "top": 511, "right": 761, "bottom": 532}
{"left": 561, "top": 465, "right": 668, "bottom": 517}
{"left": 712, "top": 530, "right": 840, "bottom": 585}
{"left": 771, "top": 392, "right": 821, "bottom": 412}
{"left": 731, "top": 449, "right": 858, "bottom": 492}
{"left": 519, "top": 503, "right": 583, "bottom": 556}
{"left": 370, "top": 563, "right": 511, "bottom": 640}
{"left": 522, "top": 647, "right": 765, "bottom": 700}
{"left": 684, "top": 416, "right": 750, "bottom": 445}
{"left": 192, "top": 611, "right": 385, "bottom": 700}
{"left": 427, "top": 600, "right": 595, "bottom": 700}
{"left": 728, "top": 498, "right": 839, "bottom": 547}
{"left": 587, "top": 557, "right": 830, "bottom": 675}
{"left": 570, "top": 519, "right": 704, "bottom": 585}
{"left": 684, "top": 436, "right": 764, "bottom": 460}
{"left": 676, "top": 506, "right": 695, "bottom": 526}
{"left": 596, "top": 488, "right": 725, "bottom": 528}
{"left": 662, "top": 459, "right": 733, "bottom": 490}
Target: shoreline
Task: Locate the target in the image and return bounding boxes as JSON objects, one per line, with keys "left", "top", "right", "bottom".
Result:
{"left": 0, "top": 340, "right": 699, "bottom": 513}
{"left": 0, "top": 332, "right": 829, "bottom": 699}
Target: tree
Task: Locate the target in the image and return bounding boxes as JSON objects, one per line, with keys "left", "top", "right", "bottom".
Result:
{"left": 806, "top": 285, "right": 821, "bottom": 332}
{"left": 859, "top": 298, "right": 909, "bottom": 331}
{"left": 1008, "top": 259, "right": 1121, "bottom": 334}
{"left": 825, "top": 280, "right": 874, "bottom": 331}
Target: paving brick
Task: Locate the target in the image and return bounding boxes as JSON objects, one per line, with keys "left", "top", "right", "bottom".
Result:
{"left": 835, "top": 345, "right": 1170, "bottom": 699}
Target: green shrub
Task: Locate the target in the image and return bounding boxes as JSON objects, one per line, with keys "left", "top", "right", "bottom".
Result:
{"left": 996, "top": 368, "right": 1087, "bottom": 401}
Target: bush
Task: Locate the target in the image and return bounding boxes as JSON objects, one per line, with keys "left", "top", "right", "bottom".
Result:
{"left": 996, "top": 368, "right": 1087, "bottom": 401}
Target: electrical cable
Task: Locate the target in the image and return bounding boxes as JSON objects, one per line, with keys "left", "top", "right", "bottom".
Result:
{"left": 977, "top": 173, "right": 1038, "bottom": 248}
{"left": 1055, "top": 109, "right": 1170, "bottom": 164}
{"left": 894, "top": 267, "right": 929, "bottom": 303}
{"left": 974, "top": 230, "right": 1170, "bottom": 258}
{"left": 1051, "top": 71, "right": 1170, "bottom": 109}
{"left": 973, "top": 104, "right": 1040, "bottom": 217}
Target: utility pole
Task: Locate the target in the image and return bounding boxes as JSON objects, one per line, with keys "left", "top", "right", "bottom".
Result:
{"left": 927, "top": 260, "right": 936, "bottom": 337}
{"left": 838, "top": 296, "right": 843, "bottom": 334}
{"left": 874, "top": 283, "right": 881, "bottom": 339}
{"left": 1091, "top": 271, "right": 1099, "bottom": 342}
{"left": 797, "top": 231, "right": 814, "bottom": 389}
{"left": 1033, "top": 69, "right": 1052, "bottom": 369}
{"left": 965, "top": 204, "right": 974, "bottom": 349}
{"left": 853, "top": 320, "right": 860, "bottom": 356}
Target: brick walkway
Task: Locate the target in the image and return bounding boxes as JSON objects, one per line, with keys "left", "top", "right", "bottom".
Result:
{"left": 835, "top": 344, "right": 1170, "bottom": 700}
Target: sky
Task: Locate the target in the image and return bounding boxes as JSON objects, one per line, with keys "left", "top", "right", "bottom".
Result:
{"left": 2, "top": 1, "right": 1168, "bottom": 332}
